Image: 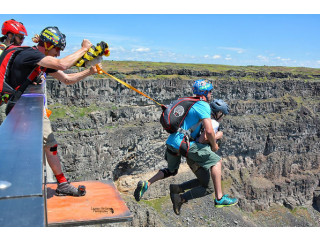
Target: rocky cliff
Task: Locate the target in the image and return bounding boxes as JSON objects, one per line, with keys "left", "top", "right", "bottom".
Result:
{"left": 1, "top": 67, "right": 320, "bottom": 226}
{"left": 44, "top": 75, "right": 320, "bottom": 209}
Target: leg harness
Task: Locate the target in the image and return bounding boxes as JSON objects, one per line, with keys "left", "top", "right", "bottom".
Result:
{"left": 50, "top": 144, "right": 58, "bottom": 155}
{"left": 160, "top": 168, "right": 178, "bottom": 179}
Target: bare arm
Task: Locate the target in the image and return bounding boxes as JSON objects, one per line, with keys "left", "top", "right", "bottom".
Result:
{"left": 48, "top": 64, "right": 100, "bottom": 85}
{"left": 215, "top": 131, "right": 223, "bottom": 140}
{"left": 37, "top": 39, "right": 92, "bottom": 70}
{"left": 202, "top": 118, "right": 219, "bottom": 152}
{"left": 199, "top": 130, "right": 223, "bottom": 143}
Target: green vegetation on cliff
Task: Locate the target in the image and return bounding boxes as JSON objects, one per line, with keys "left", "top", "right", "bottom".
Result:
{"left": 93, "top": 60, "right": 320, "bottom": 82}
{"left": 102, "top": 61, "right": 320, "bottom": 74}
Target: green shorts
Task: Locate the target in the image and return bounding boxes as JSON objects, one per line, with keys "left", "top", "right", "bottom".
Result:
{"left": 165, "top": 142, "right": 221, "bottom": 172}
{"left": 187, "top": 142, "right": 221, "bottom": 170}
{"left": 164, "top": 144, "right": 182, "bottom": 172}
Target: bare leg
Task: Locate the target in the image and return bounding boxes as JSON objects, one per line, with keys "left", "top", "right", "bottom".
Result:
{"left": 215, "top": 131, "right": 223, "bottom": 140}
{"left": 147, "top": 171, "right": 164, "bottom": 187}
{"left": 210, "top": 160, "right": 223, "bottom": 199}
{"left": 44, "top": 146, "right": 63, "bottom": 175}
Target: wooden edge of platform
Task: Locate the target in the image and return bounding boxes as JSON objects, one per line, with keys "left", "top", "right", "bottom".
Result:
{"left": 47, "top": 215, "right": 133, "bottom": 227}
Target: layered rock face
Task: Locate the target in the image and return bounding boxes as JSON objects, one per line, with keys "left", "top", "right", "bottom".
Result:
{"left": 2, "top": 75, "right": 319, "bottom": 213}
{"left": 42, "top": 76, "right": 320, "bottom": 212}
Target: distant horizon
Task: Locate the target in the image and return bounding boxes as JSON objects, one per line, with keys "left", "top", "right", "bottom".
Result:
{"left": 101, "top": 59, "right": 320, "bottom": 69}
{"left": 1, "top": 14, "right": 319, "bottom": 69}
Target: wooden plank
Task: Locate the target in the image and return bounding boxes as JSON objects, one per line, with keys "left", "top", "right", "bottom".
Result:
{"left": 46, "top": 180, "right": 132, "bottom": 226}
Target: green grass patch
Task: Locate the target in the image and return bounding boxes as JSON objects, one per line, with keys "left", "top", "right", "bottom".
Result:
{"left": 48, "top": 103, "right": 99, "bottom": 121}
{"left": 73, "top": 60, "right": 320, "bottom": 82}
{"left": 290, "top": 206, "right": 308, "bottom": 215}
{"left": 141, "top": 195, "right": 170, "bottom": 214}
{"left": 221, "top": 177, "right": 234, "bottom": 192}
{"left": 47, "top": 103, "right": 122, "bottom": 121}
{"left": 101, "top": 60, "right": 320, "bottom": 76}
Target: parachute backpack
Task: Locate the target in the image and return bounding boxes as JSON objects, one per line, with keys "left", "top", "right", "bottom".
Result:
{"left": 0, "top": 46, "right": 27, "bottom": 105}
{"left": 160, "top": 97, "right": 203, "bottom": 134}
{"left": 0, "top": 45, "right": 46, "bottom": 106}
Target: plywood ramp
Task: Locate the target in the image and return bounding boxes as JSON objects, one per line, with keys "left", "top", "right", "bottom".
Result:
{"left": 46, "top": 180, "right": 132, "bottom": 226}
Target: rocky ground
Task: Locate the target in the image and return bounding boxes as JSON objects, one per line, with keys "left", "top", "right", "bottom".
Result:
{"left": 88, "top": 163, "right": 320, "bottom": 227}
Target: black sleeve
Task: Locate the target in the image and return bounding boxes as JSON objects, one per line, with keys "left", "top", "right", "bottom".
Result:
{"left": 22, "top": 48, "right": 59, "bottom": 74}
{"left": 20, "top": 48, "right": 46, "bottom": 66}
{"left": 46, "top": 68, "right": 58, "bottom": 74}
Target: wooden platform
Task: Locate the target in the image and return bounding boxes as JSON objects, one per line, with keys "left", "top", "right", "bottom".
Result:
{"left": 46, "top": 180, "right": 132, "bottom": 226}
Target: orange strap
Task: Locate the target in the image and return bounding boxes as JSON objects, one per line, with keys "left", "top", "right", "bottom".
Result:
{"left": 95, "top": 65, "right": 162, "bottom": 106}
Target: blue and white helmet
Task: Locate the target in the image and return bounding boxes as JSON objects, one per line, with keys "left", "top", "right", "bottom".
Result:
{"left": 192, "top": 79, "right": 213, "bottom": 96}
{"left": 210, "top": 99, "right": 230, "bottom": 115}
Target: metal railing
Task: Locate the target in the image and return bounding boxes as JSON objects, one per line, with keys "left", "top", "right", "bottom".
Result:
{"left": 0, "top": 84, "right": 46, "bottom": 227}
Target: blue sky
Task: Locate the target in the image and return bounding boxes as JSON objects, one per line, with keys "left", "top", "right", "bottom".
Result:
{"left": 1, "top": 14, "right": 319, "bottom": 68}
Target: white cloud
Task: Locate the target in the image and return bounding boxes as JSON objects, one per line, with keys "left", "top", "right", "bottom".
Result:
{"left": 204, "top": 54, "right": 221, "bottom": 59}
{"left": 317, "top": 60, "right": 320, "bottom": 65}
{"left": 274, "top": 56, "right": 292, "bottom": 62}
{"left": 225, "top": 57, "right": 232, "bottom": 60}
{"left": 131, "top": 47, "right": 150, "bottom": 52}
{"left": 257, "top": 55, "right": 269, "bottom": 61}
{"left": 219, "top": 47, "right": 245, "bottom": 54}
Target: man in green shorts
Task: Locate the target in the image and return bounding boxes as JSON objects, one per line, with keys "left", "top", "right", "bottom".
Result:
{"left": 170, "top": 98, "right": 237, "bottom": 214}
{"left": 134, "top": 79, "right": 237, "bottom": 214}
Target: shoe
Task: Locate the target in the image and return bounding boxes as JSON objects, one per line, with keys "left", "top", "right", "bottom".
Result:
{"left": 170, "top": 184, "right": 183, "bottom": 194}
{"left": 214, "top": 194, "right": 238, "bottom": 208}
{"left": 172, "top": 194, "right": 184, "bottom": 215}
{"left": 134, "top": 180, "right": 148, "bottom": 201}
{"left": 56, "top": 182, "right": 85, "bottom": 196}
{"left": 169, "top": 184, "right": 183, "bottom": 204}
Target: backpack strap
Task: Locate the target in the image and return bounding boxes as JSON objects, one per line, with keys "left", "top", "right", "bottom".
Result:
{"left": 10, "top": 65, "right": 47, "bottom": 103}
{"left": 177, "top": 121, "right": 202, "bottom": 140}
{"left": 178, "top": 120, "right": 202, "bottom": 157}
{"left": 1, "top": 46, "right": 46, "bottom": 112}
{"left": 177, "top": 97, "right": 207, "bottom": 157}
{"left": 0, "top": 46, "right": 32, "bottom": 91}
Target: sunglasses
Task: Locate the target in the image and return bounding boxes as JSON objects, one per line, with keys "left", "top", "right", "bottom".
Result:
{"left": 16, "top": 35, "right": 25, "bottom": 40}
